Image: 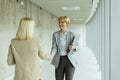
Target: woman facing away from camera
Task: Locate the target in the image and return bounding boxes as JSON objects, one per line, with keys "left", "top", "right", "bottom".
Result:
{"left": 7, "top": 17, "right": 52, "bottom": 80}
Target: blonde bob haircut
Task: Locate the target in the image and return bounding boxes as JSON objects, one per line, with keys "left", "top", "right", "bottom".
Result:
{"left": 16, "top": 17, "right": 35, "bottom": 40}
{"left": 58, "top": 16, "right": 70, "bottom": 24}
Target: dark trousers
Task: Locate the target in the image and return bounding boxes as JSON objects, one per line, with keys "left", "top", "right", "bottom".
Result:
{"left": 55, "top": 56, "right": 75, "bottom": 80}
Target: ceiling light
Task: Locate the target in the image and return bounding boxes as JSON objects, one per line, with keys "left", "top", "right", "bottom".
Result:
{"left": 61, "top": 7, "right": 80, "bottom": 11}
{"left": 72, "top": 18, "right": 83, "bottom": 20}
{"left": 16, "top": 0, "right": 24, "bottom": 5}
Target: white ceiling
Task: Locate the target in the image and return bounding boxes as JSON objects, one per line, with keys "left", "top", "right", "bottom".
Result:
{"left": 30, "top": 0, "right": 92, "bottom": 24}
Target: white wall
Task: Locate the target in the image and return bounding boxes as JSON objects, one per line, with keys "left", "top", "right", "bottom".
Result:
{"left": 87, "top": 0, "right": 120, "bottom": 80}
{"left": 69, "top": 24, "right": 86, "bottom": 46}
{"left": 86, "top": 0, "right": 110, "bottom": 80}
{"left": 111, "top": 0, "right": 120, "bottom": 80}
{"left": 86, "top": 2, "right": 102, "bottom": 70}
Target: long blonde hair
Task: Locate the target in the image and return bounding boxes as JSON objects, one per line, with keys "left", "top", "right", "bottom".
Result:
{"left": 16, "top": 17, "right": 35, "bottom": 40}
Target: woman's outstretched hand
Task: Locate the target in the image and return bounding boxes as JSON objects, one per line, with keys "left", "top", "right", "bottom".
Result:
{"left": 47, "top": 54, "right": 53, "bottom": 60}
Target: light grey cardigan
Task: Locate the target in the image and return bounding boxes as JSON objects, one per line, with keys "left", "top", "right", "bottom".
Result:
{"left": 7, "top": 37, "right": 49, "bottom": 80}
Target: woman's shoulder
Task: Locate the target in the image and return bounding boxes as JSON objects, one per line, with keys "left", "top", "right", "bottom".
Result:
{"left": 52, "top": 31, "right": 60, "bottom": 36}
{"left": 31, "top": 37, "right": 40, "bottom": 40}
{"left": 68, "top": 30, "right": 75, "bottom": 35}
{"left": 9, "top": 38, "right": 18, "bottom": 45}
{"left": 53, "top": 31, "right": 59, "bottom": 34}
{"left": 29, "top": 37, "right": 41, "bottom": 42}
{"left": 11, "top": 38, "right": 17, "bottom": 42}
{"left": 11, "top": 37, "right": 41, "bottom": 42}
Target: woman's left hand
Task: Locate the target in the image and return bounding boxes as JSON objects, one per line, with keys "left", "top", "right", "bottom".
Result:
{"left": 69, "top": 44, "right": 75, "bottom": 51}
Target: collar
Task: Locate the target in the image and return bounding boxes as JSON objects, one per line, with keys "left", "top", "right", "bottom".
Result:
{"left": 59, "top": 30, "right": 69, "bottom": 35}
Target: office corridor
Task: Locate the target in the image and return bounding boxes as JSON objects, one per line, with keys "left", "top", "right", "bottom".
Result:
{"left": 0, "top": 0, "right": 120, "bottom": 80}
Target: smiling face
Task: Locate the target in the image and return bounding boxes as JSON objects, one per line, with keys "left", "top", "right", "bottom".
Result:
{"left": 58, "top": 16, "right": 70, "bottom": 32}
{"left": 59, "top": 19, "right": 68, "bottom": 31}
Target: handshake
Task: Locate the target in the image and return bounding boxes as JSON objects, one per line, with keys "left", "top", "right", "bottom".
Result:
{"left": 46, "top": 53, "right": 53, "bottom": 60}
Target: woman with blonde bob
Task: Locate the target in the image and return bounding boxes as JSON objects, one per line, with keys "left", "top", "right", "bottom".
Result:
{"left": 7, "top": 17, "right": 52, "bottom": 80}
{"left": 50, "top": 16, "right": 80, "bottom": 80}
